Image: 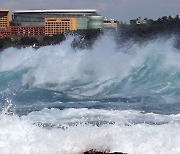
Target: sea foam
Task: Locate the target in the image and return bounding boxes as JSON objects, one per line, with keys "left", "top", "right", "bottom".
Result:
{"left": 0, "top": 108, "right": 180, "bottom": 154}
{"left": 0, "top": 35, "right": 180, "bottom": 153}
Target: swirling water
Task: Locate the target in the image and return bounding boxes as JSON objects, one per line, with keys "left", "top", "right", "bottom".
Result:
{"left": 0, "top": 36, "right": 180, "bottom": 154}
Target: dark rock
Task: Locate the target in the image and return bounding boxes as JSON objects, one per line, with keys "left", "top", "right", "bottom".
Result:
{"left": 83, "top": 149, "right": 127, "bottom": 154}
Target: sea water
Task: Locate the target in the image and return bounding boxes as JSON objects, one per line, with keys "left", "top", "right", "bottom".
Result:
{"left": 0, "top": 35, "right": 180, "bottom": 154}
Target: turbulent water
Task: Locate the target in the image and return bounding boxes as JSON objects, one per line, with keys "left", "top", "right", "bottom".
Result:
{"left": 0, "top": 35, "right": 180, "bottom": 154}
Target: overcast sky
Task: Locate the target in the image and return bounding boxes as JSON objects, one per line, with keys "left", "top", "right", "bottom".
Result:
{"left": 1, "top": 0, "right": 180, "bottom": 21}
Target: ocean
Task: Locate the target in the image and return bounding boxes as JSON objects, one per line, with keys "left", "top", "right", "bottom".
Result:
{"left": 0, "top": 35, "right": 180, "bottom": 154}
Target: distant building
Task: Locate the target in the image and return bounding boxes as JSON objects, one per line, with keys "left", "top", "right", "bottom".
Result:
{"left": 103, "top": 18, "right": 118, "bottom": 28}
{"left": 0, "top": 9, "right": 105, "bottom": 37}
{"left": 0, "top": 26, "right": 45, "bottom": 38}
{"left": 45, "top": 18, "right": 76, "bottom": 36}
{"left": 87, "top": 16, "right": 104, "bottom": 29}
{"left": 130, "top": 17, "right": 147, "bottom": 25}
{"left": 0, "top": 10, "right": 10, "bottom": 38}
{"left": 0, "top": 26, "right": 11, "bottom": 38}
{"left": 0, "top": 9, "right": 10, "bottom": 28}
{"left": 11, "top": 26, "right": 45, "bottom": 36}
{"left": 12, "top": 9, "right": 104, "bottom": 30}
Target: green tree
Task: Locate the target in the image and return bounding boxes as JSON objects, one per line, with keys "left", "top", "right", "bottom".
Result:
{"left": 20, "top": 36, "right": 39, "bottom": 46}
{"left": 0, "top": 39, "right": 3, "bottom": 50}
{"left": 43, "top": 33, "right": 65, "bottom": 45}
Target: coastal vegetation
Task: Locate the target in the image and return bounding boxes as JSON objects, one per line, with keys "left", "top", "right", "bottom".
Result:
{"left": 117, "top": 15, "right": 180, "bottom": 48}
{"left": 0, "top": 29, "right": 103, "bottom": 51}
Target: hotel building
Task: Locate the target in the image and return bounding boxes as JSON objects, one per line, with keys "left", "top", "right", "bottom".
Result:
{"left": 12, "top": 9, "right": 104, "bottom": 30}
{"left": 45, "top": 18, "right": 76, "bottom": 36}
{"left": 0, "top": 9, "right": 10, "bottom": 38}
{"left": 11, "top": 26, "right": 45, "bottom": 36}
{"left": 0, "top": 9, "right": 10, "bottom": 28}
{"left": 0, "top": 9, "right": 104, "bottom": 38}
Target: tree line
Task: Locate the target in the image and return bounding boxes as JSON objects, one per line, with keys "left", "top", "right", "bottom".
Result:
{"left": 0, "top": 29, "right": 103, "bottom": 51}
{"left": 118, "top": 15, "right": 180, "bottom": 46}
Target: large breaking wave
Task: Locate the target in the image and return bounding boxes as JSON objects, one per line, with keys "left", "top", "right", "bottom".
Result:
{"left": 0, "top": 34, "right": 180, "bottom": 153}
{"left": 1, "top": 35, "right": 180, "bottom": 112}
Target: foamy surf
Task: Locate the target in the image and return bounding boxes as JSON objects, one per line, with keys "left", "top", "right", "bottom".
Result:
{"left": 0, "top": 108, "right": 180, "bottom": 154}
{"left": 0, "top": 35, "right": 180, "bottom": 153}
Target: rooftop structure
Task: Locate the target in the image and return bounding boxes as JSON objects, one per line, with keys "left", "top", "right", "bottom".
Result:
{"left": 13, "top": 9, "right": 97, "bottom": 14}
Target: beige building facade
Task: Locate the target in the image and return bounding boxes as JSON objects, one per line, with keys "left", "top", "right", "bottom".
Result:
{"left": 0, "top": 9, "right": 10, "bottom": 28}
{"left": 45, "top": 18, "right": 76, "bottom": 36}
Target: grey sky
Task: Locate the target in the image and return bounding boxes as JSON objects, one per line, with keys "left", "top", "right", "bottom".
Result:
{"left": 1, "top": 0, "right": 180, "bottom": 21}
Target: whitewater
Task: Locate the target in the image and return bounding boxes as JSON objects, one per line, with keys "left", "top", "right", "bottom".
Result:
{"left": 0, "top": 35, "right": 180, "bottom": 154}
